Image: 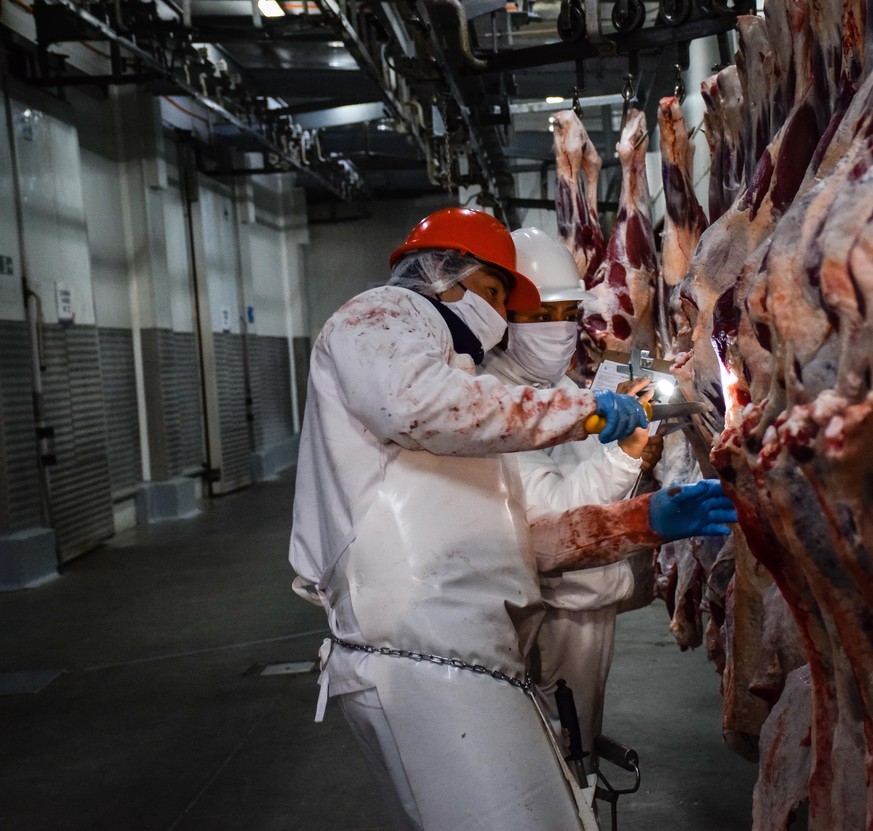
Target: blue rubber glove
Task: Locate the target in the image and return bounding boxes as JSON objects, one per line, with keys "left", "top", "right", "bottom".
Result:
{"left": 649, "top": 480, "right": 738, "bottom": 539}
{"left": 593, "top": 389, "right": 649, "bottom": 444}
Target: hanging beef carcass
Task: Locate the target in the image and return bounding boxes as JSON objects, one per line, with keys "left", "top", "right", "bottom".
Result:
{"left": 578, "top": 109, "right": 658, "bottom": 379}
{"left": 652, "top": 96, "right": 733, "bottom": 655}
{"left": 693, "top": 0, "right": 873, "bottom": 822}
{"left": 715, "top": 66, "right": 873, "bottom": 829}
{"left": 696, "top": 0, "right": 846, "bottom": 744}
{"left": 734, "top": 17, "right": 778, "bottom": 188}
{"left": 674, "top": 0, "right": 830, "bottom": 451}
{"left": 701, "top": 66, "right": 746, "bottom": 225}
{"left": 548, "top": 0, "right": 871, "bottom": 819}
{"left": 553, "top": 110, "right": 606, "bottom": 288}
{"left": 751, "top": 665, "right": 813, "bottom": 828}
{"left": 657, "top": 95, "right": 708, "bottom": 358}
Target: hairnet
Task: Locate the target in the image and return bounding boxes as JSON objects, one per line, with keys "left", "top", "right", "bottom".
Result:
{"left": 387, "top": 250, "right": 488, "bottom": 297}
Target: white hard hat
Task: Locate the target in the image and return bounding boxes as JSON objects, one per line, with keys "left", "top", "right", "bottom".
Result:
{"left": 510, "top": 227, "right": 594, "bottom": 302}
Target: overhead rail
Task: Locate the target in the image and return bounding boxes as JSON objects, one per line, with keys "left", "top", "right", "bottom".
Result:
{"left": 472, "top": 14, "right": 742, "bottom": 73}
{"left": 309, "top": 0, "right": 430, "bottom": 158}
{"left": 26, "top": 0, "right": 368, "bottom": 201}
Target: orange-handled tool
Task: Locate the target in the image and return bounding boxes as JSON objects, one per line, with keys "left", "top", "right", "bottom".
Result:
{"left": 583, "top": 399, "right": 652, "bottom": 434}
{"left": 584, "top": 399, "right": 709, "bottom": 434}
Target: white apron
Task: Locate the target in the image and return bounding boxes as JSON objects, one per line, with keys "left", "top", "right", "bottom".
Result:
{"left": 343, "top": 448, "right": 592, "bottom": 830}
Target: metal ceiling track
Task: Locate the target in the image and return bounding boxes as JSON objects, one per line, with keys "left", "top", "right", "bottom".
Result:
{"left": 473, "top": 15, "right": 741, "bottom": 73}
{"left": 29, "top": 0, "right": 367, "bottom": 202}
{"left": 410, "top": 0, "right": 516, "bottom": 221}
{"left": 309, "top": 0, "right": 429, "bottom": 158}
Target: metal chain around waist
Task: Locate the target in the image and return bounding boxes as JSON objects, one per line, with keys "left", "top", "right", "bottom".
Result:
{"left": 330, "top": 635, "right": 534, "bottom": 693}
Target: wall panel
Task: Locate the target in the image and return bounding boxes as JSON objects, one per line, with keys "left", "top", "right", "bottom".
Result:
{"left": 97, "top": 328, "right": 142, "bottom": 496}
{"left": 141, "top": 328, "right": 204, "bottom": 479}
{"left": 213, "top": 332, "right": 251, "bottom": 492}
{"left": 41, "top": 325, "right": 114, "bottom": 562}
{"left": 248, "top": 335, "right": 294, "bottom": 451}
{"left": 0, "top": 320, "right": 42, "bottom": 531}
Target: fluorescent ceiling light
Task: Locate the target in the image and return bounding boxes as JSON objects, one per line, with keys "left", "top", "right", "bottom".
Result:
{"left": 258, "top": 0, "right": 285, "bottom": 17}
{"left": 327, "top": 40, "right": 345, "bottom": 48}
{"left": 545, "top": 96, "right": 564, "bottom": 104}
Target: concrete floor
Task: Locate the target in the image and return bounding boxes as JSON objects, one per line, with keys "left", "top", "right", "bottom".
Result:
{"left": 0, "top": 470, "right": 760, "bottom": 831}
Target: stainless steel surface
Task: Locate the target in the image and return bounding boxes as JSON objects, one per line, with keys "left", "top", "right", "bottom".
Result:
{"left": 648, "top": 401, "right": 709, "bottom": 420}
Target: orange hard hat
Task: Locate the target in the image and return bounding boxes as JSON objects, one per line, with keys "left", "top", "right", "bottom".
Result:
{"left": 389, "top": 207, "right": 541, "bottom": 312}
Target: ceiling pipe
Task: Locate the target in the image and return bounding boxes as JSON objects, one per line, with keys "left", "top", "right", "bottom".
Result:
{"left": 311, "top": 0, "right": 429, "bottom": 157}
{"left": 425, "top": 0, "right": 488, "bottom": 71}
{"left": 408, "top": 0, "right": 515, "bottom": 218}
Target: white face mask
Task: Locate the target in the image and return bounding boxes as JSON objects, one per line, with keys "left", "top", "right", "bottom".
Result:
{"left": 506, "top": 321, "right": 578, "bottom": 384}
{"left": 444, "top": 289, "right": 508, "bottom": 353}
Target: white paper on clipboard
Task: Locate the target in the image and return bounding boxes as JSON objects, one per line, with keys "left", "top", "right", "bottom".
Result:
{"left": 590, "top": 350, "right": 677, "bottom": 435}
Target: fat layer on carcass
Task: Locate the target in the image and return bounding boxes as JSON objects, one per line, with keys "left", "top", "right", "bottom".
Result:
{"left": 736, "top": 16, "right": 779, "bottom": 184}
{"left": 701, "top": 67, "right": 746, "bottom": 224}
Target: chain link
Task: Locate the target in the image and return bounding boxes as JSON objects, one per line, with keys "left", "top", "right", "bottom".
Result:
{"left": 331, "top": 635, "right": 534, "bottom": 692}
{"left": 673, "top": 64, "right": 686, "bottom": 104}
{"left": 430, "top": 94, "right": 454, "bottom": 193}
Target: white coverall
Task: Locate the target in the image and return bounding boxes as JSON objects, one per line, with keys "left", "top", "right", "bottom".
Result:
{"left": 290, "top": 285, "right": 604, "bottom": 831}
{"left": 481, "top": 348, "right": 642, "bottom": 763}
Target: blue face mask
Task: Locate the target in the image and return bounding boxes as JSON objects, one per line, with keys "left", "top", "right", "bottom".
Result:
{"left": 444, "top": 289, "right": 507, "bottom": 354}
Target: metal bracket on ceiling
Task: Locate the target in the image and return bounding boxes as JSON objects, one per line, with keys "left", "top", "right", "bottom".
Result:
{"left": 472, "top": 15, "right": 740, "bottom": 74}
{"left": 427, "top": 0, "right": 488, "bottom": 71}
{"left": 557, "top": 0, "right": 617, "bottom": 55}
{"left": 310, "top": 0, "right": 428, "bottom": 157}
{"left": 406, "top": 0, "right": 513, "bottom": 219}
{"left": 30, "top": 0, "right": 363, "bottom": 201}
{"left": 711, "top": 29, "right": 732, "bottom": 71}
{"left": 249, "top": 0, "right": 262, "bottom": 28}
{"left": 585, "top": 0, "right": 615, "bottom": 54}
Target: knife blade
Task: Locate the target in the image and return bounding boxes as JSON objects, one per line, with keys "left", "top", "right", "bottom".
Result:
{"left": 583, "top": 399, "right": 708, "bottom": 434}
{"left": 648, "top": 401, "right": 709, "bottom": 420}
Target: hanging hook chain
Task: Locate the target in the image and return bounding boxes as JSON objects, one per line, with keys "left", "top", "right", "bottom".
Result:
{"left": 673, "top": 64, "right": 686, "bottom": 104}
{"left": 436, "top": 93, "right": 453, "bottom": 192}
{"left": 572, "top": 86, "right": 584, "bottom": 121}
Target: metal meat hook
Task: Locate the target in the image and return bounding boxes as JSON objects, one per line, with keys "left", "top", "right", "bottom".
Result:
{"left": 619, "top": 73, "right": 635, "bottom": 130}
{"left": 571, "top": 58, "right": 586, "bottom": 122}
{"left": 673, "top": 63, "right": 686, "bottom": 104}
{"left": 572, "top": 86, "right": 585, "bottom": 121}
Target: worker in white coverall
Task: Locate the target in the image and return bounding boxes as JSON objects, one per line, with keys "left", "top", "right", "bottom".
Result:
{"left": 481, "top": 226, "right": 660, "bottom": 773}
{"left": 289, "top": 207, "right": 737, "bottom": 831}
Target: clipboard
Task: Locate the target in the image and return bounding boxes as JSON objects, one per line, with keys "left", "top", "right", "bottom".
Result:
{"left": 589, "top": 348, "right": 677, "bottom": 435}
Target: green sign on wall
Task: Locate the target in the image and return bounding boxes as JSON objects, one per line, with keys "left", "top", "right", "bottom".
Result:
{"left": 0, "top": 256, "right": 13, "bottom": 276}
